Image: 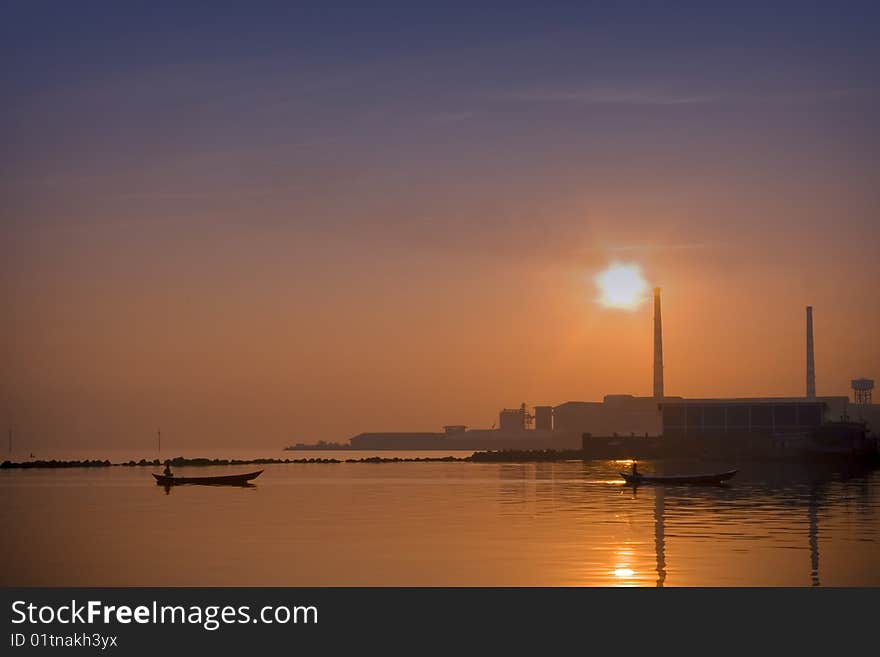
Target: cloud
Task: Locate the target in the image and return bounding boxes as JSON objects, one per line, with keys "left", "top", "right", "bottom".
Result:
{"left": 495, "top": 88, "right": 720, "bottom": 106}
{"left": 603, "top": 243, "right": 715, "bottom": 252}
{"left": 493, "top": 84, "right": 876, "bottom": 108}
{"left": 422, "top": 111, "right": 478, "bottom": 125}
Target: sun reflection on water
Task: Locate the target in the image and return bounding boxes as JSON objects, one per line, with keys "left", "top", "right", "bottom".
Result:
{"left": 611, "top": 548, "right": 638, "bottom": 586}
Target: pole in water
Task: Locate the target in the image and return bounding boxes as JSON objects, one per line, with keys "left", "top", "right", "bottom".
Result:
{"left": 158, "top": 429, "right": 161, "bottom": 457}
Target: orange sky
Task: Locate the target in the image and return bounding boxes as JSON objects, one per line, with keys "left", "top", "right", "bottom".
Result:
{"left": 2, "top": 4, "right": 879, "bottom": 452}
{"left": 3, "top": 181, "right": 878, "bottom": 451}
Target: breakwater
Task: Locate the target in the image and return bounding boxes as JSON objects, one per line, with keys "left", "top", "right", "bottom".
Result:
{"left": 1, "top": 452, "right": 582, "bottom": 469}
{"left": 1, "top": 459, "right": 114, "bottom": 469}
{"left": 1, "top": 454, "right": 471, "bottom": 469}
{"left": 5, "top": 442, "right": 877, "bottom": 469}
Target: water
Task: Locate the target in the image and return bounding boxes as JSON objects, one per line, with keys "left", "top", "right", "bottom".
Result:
{"left": 2, "top": 454, "right": 878, "bottom": 586}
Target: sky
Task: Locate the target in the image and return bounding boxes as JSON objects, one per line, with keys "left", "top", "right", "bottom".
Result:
{"left": 2, "top": 1, "right": 879, "bottom": 451}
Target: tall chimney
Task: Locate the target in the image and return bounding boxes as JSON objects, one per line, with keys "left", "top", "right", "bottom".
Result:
{"left": 806, "top": 306, "right": 816, "bottom": 399}
{"left": 653, "top": 287, "right": 664, "bottom": 400}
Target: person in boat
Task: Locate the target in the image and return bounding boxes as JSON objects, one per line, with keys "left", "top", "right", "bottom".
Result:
{"left": 631, "top": 460, "right": 639, "bottom": 477}
{"left": 163, "top": 460, "right": 173, "bottom": 477}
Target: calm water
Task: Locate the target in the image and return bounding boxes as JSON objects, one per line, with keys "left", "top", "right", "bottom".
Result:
{"left": 2, "top": 452, "right": 878, "bottom": 586}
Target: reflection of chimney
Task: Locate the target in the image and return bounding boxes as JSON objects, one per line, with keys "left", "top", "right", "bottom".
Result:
{"left": 653, "top": 288, "right": 664, "bottom": 400}
{"left": 806, "top": 306, "right": 816, "bottom": 399}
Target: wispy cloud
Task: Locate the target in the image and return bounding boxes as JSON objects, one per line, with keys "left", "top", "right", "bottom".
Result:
{"left": 567, "top": 243, "right": 718, "bottom": 260}
{"left": 495, "top": 88, "right": 720, "bottom": 106}
{"left": 422, "top": 110, "right": 479, "bottom": 125}
{"left": 494, "top": 84, "right": 876, "bottom": 107}
{"left": 603, "top": 243, "right": 716, "bottom": 252}
{"left": 757, "top": 86, "right": 877, "bottom": 103}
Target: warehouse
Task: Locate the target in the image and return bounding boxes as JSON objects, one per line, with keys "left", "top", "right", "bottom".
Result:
{"left": 660, "top": 397, "right": 849, "bottom": 437}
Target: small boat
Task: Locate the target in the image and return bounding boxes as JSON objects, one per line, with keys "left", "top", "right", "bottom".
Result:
{"left": 620, "top": 469, "right": 737, "bottom": 485}
{"left": 152, "top": 470, "right": 263, "bottom": 486}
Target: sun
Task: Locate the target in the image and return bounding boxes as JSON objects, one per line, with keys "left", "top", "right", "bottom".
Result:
{"left": 594, "top": 262, "right": 649, "bottom": 310}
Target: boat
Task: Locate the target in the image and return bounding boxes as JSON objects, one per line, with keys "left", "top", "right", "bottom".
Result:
{"left": 152, "top": 470, "right": 263, "bottom": 486}
{"left": 620, "top": 469, "right": 737, "bottom": 485}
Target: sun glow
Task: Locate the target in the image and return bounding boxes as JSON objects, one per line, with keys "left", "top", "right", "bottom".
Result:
{"left": 611, "top": 547, "right": 638, "bottom": 586}
{"left": 594, "top": 262, "right": 649, "bottom": 310}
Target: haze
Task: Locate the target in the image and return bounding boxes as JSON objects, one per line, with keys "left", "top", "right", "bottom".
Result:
{"left": 2, "top": 3, "right": 879, "bottom": 452}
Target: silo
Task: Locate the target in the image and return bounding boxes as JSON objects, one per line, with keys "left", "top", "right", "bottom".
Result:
{"left": 534, "top": 406, "right": 553, "bottom": 431}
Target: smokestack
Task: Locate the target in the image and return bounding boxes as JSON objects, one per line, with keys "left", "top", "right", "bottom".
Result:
{"left": 806, "top": 306, "right": 816, "bottom": 399}
{"left": 653, "top": 287, "right": 664, "bottom": 400}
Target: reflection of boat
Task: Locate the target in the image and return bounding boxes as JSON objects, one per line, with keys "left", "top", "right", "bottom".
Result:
{"left": 152, "top": 470, "right": 263, "bottom": 486}
{"left": 620, "top": 469, "right": 737, "bottom": 485}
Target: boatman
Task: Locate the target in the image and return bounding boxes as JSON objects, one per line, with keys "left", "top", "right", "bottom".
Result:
{"left": 631, "top": 461, "right": 639, "bottom": 477}
{"left": 163, "top": 460, "right": 173, "bottom": 477}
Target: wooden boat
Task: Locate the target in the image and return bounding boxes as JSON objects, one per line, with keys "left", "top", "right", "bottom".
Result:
{"left": 152, "top": 470, "right": 263, "bottom": 486}
{"left": 620, "top": 469, "right": 737, "bottom": 485}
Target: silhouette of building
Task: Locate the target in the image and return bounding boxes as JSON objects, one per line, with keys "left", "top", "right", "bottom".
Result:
{"left": 534, "top": 406, "right": 553, "bottom": 431}
{"left": 499, "top": 406, "right": 527, "bottom": 432}
{"left": 348, "top": 425, "right": 572, "bottom": 450}
{"left": 443, "top": 425, "right": 466, "bottom": 434}
{"left": 343, "top": 298, "right": 880, "bottom": 449}
{"left": 554, "top": 395, "right": 669, "bottom": 437}
{"left": 659, "top": 397, "right": 848, "bottom": 437}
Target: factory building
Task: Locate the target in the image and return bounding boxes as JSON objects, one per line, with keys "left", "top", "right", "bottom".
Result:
{"left": 348, "top": 426, "right": 572, "bottom": 450}
{"left": 659, "top": 397, "right": 848, "bottom": 438}
{"left": 534, "top": 406, "right": 553, "bottom": 431}
{"left": 499, "top": 405, "right": 528, "bottom": 432}
{"left": 554, "top": 395, "right": 668, "bottom": 437}
{"left": 339, "top": 291, "right": 878, "bottom": 451}
{"left": 349, "top": 432, "right": 449, "bottom": 449}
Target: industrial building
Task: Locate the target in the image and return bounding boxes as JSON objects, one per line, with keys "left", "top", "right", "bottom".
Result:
{"left": 554, "top": 395, "right": 668, "bottom": 437}
{"left": 348, "top": 426, "right": 571, "bottom": 451}
{"left": 659, "top": 397, "right": 847, "bottom": 438}
{"left": 334, "top": 289, "right": 878, "bottom": 452}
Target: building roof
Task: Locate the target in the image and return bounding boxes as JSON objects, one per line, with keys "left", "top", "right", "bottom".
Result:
{"left": 660, "top": 396, "right": 847, "bottom": 405}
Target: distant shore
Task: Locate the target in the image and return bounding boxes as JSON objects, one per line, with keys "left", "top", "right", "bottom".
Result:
{"left": 0, "top": 450, "right": 580, "bottom": 469}
{"left": 5, "top": 445, "right": 877, "bottom": 470}
{"left": 0, "top": 454, "right": 474, "bottom": 469}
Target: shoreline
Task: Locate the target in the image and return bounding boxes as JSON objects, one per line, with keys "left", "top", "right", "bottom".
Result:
{"left": 0, "top": 454, "right": 474, "bottom": 469}
{"left": 0, "top": 449, "right": 588, "bottom": 469}
{"left": 4, "top": 446, "right": 876, "bottom": 470}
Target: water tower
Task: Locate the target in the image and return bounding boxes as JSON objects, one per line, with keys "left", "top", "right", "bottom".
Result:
{"left": 851, "top": 378, "right": 874, "bottom": 405}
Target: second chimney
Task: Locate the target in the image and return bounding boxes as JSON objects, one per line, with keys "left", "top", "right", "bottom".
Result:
{"left": 806, "top": 306, "right": 816, "bottom": 399}
{"left": 653, "top": 287, "right": 664, "bottom": 400}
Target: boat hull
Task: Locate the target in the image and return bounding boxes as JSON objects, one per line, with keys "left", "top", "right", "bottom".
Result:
{"left": 620, "top": 469, "right": 737, "bottom": 485}
{"left": 152, "top": 470, "right": 263, "bottom": 486}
